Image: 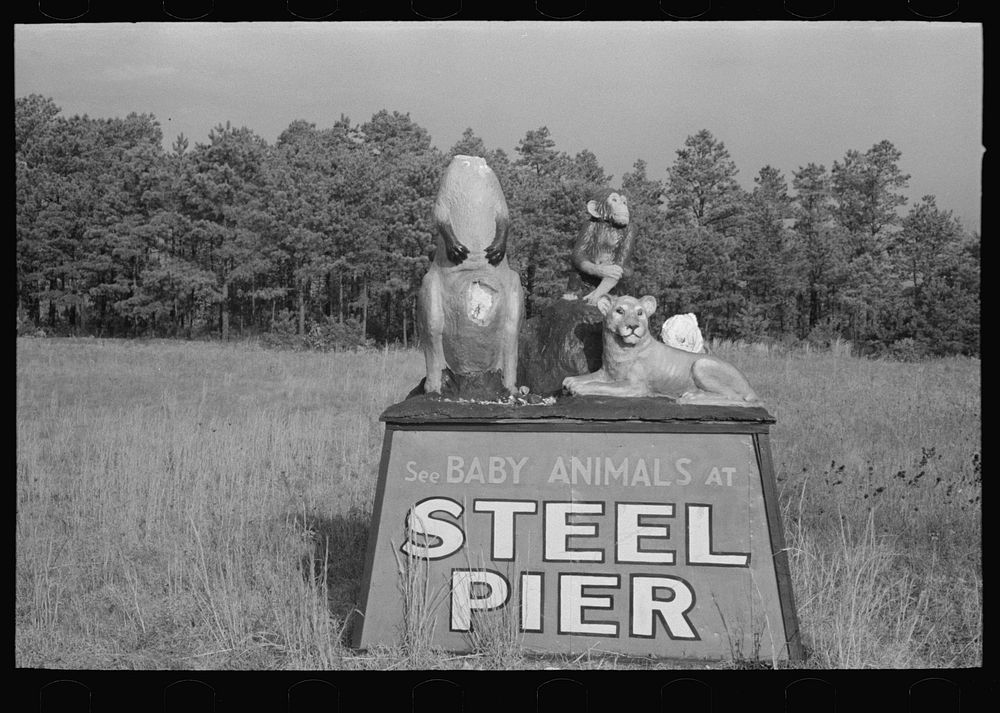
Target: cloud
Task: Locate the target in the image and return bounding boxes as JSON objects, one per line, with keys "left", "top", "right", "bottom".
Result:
{"left": 103, "top": 64, "right": 179, "bottom": 82}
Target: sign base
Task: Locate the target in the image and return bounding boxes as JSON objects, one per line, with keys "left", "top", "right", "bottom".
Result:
{"left": 354, "top": 395, "right": 802, "bottom": 663}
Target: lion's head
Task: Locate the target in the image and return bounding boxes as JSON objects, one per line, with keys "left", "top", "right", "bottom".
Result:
{"left": 596, "top": 294, "right": 657, "bottom": 347}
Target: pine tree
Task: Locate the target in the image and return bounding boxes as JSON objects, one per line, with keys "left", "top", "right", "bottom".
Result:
{"left": 621, "top": 159, "right": 670, "bottom": 306}
{"left": 739, "top": 166, "right": 794, "bottom": 338}
{"left": 140, "top": 133, "right": 217, "bottom": 338}
{"left": 665, "top": 129, "right": 744, "bottom": 234}
{"left": 789, "top": 163, "right": 849, "bottom": 340}
{"left": 356, "top": 110, "right": 443, "bottom": 342}
{"left": 176, "top": 122, "right": 270, "bottom": 339}
{"left": 448, "top": 127, "right": 490, "bottom": 159}
{"left": 890, "top": 196, "right": 979, "bottom": 354}
{"left": 16, "top": 98, "right": 169, "bottom": 335}
{"left": 508, "top": 128, "right": 613, "bottom": 315}
{"left": 830, "top": 140, "right": 910, "bottom": 348}
{"left": 515, "top": 127, "right": 560, "bottom": 177}
{"left": 661, "top": 130, "right": 748, "bottom": 338}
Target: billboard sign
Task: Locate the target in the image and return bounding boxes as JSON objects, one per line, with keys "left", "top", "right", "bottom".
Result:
{"left": 354, "top": 411, "right": 800, "bottom": 662}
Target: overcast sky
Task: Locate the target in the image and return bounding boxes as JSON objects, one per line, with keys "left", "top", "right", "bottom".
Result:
{"left": 14, "top": 21, "right": 982, "bottom": 231}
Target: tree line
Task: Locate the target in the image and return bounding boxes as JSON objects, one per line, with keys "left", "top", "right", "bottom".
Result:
{"left": 16, "top": 94, "right": 979, "bottom": 357}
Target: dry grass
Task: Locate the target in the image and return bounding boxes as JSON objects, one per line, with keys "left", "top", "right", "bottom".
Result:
{"left": 16, "top": 337, "right": 980, "bottom": 669}
{"left": 718, "top": 341, "right": 982, "bottom": 668}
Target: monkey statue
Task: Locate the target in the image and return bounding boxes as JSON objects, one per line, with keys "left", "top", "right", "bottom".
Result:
{"left": 517, "top": 188, "right": 639, "bottom": 395}
{"left": 565, "top": 188, "right": 636, "bottom": 305}
{"left": 415, "top": 155, "right": 523, "bottom": 400}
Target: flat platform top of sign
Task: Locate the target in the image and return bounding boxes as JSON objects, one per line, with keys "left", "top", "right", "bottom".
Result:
{"left": 381, "top": 394, "right": 774, "bottom": 425}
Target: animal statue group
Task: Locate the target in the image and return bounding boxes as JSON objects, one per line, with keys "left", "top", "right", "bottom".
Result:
{"left": 414, "top": 155, "right": 758, "bottom": 407}
{"left": 417, "top": 155, "right": 523, "bottom": 398}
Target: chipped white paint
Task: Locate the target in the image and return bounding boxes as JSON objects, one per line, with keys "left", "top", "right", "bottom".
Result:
{"left": 661, "top": 313, "right": 705, "bottom": 353}
{"left": 467, "top": 280, "right": 496, "bottom": 325}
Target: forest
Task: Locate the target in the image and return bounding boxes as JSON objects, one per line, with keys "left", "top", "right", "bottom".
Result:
{"left": 15, "top": 94, "right": 980, "bottom": 357}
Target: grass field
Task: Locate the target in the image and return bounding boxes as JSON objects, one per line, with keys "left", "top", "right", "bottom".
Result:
{"left": 15, "top": 337, "right": 981, "bottom": 669}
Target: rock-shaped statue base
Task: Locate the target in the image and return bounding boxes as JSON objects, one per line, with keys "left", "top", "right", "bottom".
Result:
{"left": 517, "top": 298, "right": 605, "bottom": 396}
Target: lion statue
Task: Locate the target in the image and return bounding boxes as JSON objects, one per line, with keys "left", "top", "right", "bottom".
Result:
{"left": 562, "top": 294, "right": 760, "bottom": 405}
